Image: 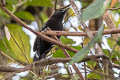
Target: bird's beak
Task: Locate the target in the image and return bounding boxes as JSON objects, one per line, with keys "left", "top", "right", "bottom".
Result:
{"left": 63, "top": 7, "right": 69, "bottom": 13}
{"left": 60, "top": 4, "right": 70, "bottom": 13}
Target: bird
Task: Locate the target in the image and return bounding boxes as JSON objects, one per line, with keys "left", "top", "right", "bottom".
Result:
{"left": 33, "top": 6, "right": 69, "bottom": 61}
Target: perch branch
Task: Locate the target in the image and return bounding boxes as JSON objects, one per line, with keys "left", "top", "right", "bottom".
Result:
{"left": 0, "top": 54, "right": 118, "bottom": 73}
{"left": 41, "top": 28, "right": 120, "bottom": 36}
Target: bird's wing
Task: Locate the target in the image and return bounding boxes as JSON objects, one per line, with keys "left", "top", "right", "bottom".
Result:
{"left": 33, "top": 22, "right": 48, "bottom": 51}
{"left": 33, "top": 37, "right": 39, "bottom": 52}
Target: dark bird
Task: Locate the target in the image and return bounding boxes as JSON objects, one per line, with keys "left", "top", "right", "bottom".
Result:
{"left": 33, "top": 6, "right": 69, "bottom": 61}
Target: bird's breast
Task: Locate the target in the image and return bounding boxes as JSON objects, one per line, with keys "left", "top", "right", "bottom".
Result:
{"left": 46, "top": 19, "right": 63, "bottom": 31}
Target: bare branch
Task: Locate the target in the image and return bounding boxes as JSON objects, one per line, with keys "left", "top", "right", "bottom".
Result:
{"left": 1, "top": 0, "right": 6, "bottom": 6}
{"left": 0, "top": 58, "right": 71, "bottom": 72}
{"left": 54, "top": 0, "right": 57, "bottom": 11}
{"left": 42, "top": 28, "right": 120, "bottom": 37}
{"left": 112, "top": 64, "right": 120, "bottom": 69}
{"left": 0, "top": 55, "right": 119, "bottom": 73}
{"left": 107, "top": 7, "right": 120, "bottom": 10}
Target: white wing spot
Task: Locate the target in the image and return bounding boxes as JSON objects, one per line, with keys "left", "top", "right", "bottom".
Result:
{"left": 35, "top": 53, "right": 39, "bottom": 58}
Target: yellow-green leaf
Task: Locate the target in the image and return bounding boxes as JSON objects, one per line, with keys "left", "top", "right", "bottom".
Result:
{"left": 15, "top": 11, "right": 35, "bottom": 21}
{"left": 6, "top": 24, "right": 32, "bottom": 63}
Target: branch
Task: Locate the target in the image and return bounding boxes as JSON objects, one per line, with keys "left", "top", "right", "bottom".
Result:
{"left": 0, "top": 55, "right": 119, "bottom": 73}
{"left": 54, "top": 0, "right": 57, "bottom": 11}
{"left": 107, "top": 7, "right": 120, "bottom": 10}
{"left": 0, "top": 65, "right": 30, "bottom": 72}
{"left": 34, "top": 58, "right": 71, "bottom": 66}
{"left": 0, "top": 58, "right": 71, "bottom": 72}
{"left": 112, "top": 64, "right": 120, "bottom": 69}
{"left": 41, "top": 28, "right": 120, "bottom": 36}
{"left": 1, "top": 0, "right": 6, "bottom": 6}
{"left": 80, "top": 54, "right": 108, "bottom": 62}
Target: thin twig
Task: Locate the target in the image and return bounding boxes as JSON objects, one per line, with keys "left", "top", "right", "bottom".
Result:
{"left": 112, "top": 64, "right": 120, "bottom": 69}
{"left": 84, "top": 62, "right": 87, "bottom": 80}
{"left": 42, "top": 28, "right": 120, "bottom": 36}
{"left": 0, "top": 58, "right": 71, "bottom": 72}
{"left": 59, "top": 4, "right": 71, "bottom": 10}
{"left": 0, "top": 50, "right": 17, "bottom": 63}
{"left": 0, "top": 54, "right": 119, "bottom": 73}
{"left": 16, "top": 0, "right": 27, "bottom": 8}
{"left": 1, "top": 0, "right": 6, "bottom": 6}
{"left": 54, "top": 0, "right": 57, "bottom": 11}
{"left": 107, "top": 7, "right": 120, "bottom": 10}
{"left": 45, "top": 73, "right": 61, "bottom": 79}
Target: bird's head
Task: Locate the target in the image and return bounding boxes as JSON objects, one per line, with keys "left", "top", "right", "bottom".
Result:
{"left": 50, "top": 5, "right": 70, "bottom": 21}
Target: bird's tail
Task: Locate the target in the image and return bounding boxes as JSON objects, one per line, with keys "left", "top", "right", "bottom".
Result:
{"left": 33, "top": 52, "right": 46, "bottom": 61}
{"left": 33, "top": 46, "right": 53, "bottom": 62}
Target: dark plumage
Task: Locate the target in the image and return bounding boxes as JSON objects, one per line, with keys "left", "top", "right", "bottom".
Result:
{"left": 33, "top": 7, "right": 69, "bottom": 61}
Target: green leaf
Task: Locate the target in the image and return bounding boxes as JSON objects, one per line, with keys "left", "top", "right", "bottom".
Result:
{"left": 26, "top": 0, "right": 52, "bottom": 7}
{"left": 87, "top": 60, "right": 97, "bottom": 68}
{"left": 5, "top": 24, "right": 32, "bottom": 63}
{"left": 70, "top": 26, "right": 104, "bottom": 64}
{"left": 103, "top": 49, "right": 110, "bottom": 57}
{"left": 15, "top": 11, "right": 35, "bottom": 21}
{"left": 60, "top": 36, "right": 75, "bottom": 44}
{"left": 40, "top": 12, "right": 49, "bottom": 23}
{"left": 6, "top": 4, "right": 14, "bottom": 11}
{"left": 111, "top": 51, "right": 118, "bottom": 59}
{"left": 53, "top": 46, "right": 81, "bottom": 58}
{"left": 0, "top": 9, "right": 8, "bottom": 17}
{"left": 107, "top": 38, "right": 116, "bottom": 48}
{"left": 67, "top": 46, "right": 82, "bottom": 57}
{"left": 0, "top": 37, "right": 14, "bottom": 56}
{"left": 82, "top": 0, "right": 111, "bottom": 21}
{"left": 87, "top": 72, "right": 102, "bottom": 79}
{"left": 53, "top": 49, "right": 66, "bottom": 58}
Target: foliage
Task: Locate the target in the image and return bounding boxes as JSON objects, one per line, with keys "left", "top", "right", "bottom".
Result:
{"left": 0, "top": 0, "right": 120, "bottom": 80}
